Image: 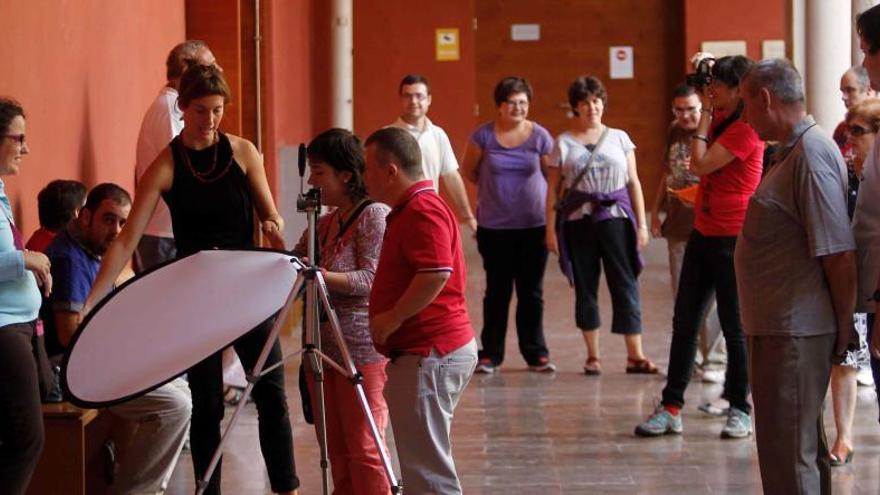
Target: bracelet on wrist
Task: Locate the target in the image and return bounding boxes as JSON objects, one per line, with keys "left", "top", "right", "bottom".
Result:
{"left": 691, "top": 134, "right": 709, "bottom": 143}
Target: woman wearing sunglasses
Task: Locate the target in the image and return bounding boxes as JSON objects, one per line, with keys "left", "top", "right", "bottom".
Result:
{"left": 827, "top": 98, "right": 880, "bottom": 466}
{"left": 0, "top": 97, "right": 53, "bottom": 494}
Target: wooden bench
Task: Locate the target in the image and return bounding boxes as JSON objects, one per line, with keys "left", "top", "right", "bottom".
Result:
{"left": 26, "top": 402, "right": 116, "bottom": 495}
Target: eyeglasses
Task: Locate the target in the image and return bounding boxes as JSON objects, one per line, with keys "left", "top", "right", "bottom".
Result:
{"left": 505, "top": 99, "right": 529, "bottom": 108}
{"left": 848, "top": 124, "right": 873, "bottom": 137}
{"left": 1, "top": 134, "right": 25, "bottom": 145}
{"left": 672, "top": 106, "right": 701, "bottom": 116}
{"left": 401, "top": 92, "right": 428, "bottom": 102}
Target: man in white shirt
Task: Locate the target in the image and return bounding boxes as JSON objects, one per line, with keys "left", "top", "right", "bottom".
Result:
{"left": 389, "top": 74, "right": 477, "bottom": 231}
{"left": 133, "top": 40, "right": 220, "bottom": 272}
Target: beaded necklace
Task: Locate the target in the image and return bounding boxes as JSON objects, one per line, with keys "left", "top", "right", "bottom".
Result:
{"left": 178, "top": 131, "right": 235, "bottom": 183}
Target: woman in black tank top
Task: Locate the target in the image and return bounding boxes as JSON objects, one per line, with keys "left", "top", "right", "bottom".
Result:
{"left": 84, "top": 66, "right": 299, "bottom": 494}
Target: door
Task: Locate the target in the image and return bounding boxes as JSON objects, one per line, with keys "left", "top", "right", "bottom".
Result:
{"left": 474, "top": 0, "right": 685, "bottom": 205}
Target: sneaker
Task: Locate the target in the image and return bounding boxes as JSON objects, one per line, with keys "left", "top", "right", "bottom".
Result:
{"left": 720, "top": 407, "right": 752, "bottom": 439}
{"left": 701, "top": 369, "right": 725, "bottom": 384}
{"left": 857, "top": 368, "right": 875, "bottom": 387}
{"left": 475, "top": 358, "right": 496, "bottom": 374}
{"left": 528, "top": 356, "right": 557, "bottom": 373}
{"left": 634, "top": 405, "right": 683, "bottom": 437}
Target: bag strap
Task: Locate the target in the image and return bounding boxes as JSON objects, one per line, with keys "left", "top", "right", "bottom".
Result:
{"left": 558, "top": 127, "right": 609, "bottom": 205}
{"left": 337, "top": 199, "right": 374, "bottom": 239}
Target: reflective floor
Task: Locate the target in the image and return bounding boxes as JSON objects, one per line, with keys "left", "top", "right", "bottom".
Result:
{"left": 166, "top": 235, "right": 880, "bottom": 494}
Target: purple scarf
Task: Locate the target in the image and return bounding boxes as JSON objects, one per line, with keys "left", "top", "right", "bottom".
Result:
{"left": 556, "top": 186, "right": 643, "bottom": 286}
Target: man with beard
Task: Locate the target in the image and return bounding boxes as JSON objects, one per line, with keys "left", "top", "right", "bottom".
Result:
{"left": 42, "top": 183, "right": 191, "bottom": 495}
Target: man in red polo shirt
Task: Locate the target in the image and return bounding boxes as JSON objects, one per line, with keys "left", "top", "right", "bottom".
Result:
{"left": 364, "top": 127, "right": 477, "bottom": 495}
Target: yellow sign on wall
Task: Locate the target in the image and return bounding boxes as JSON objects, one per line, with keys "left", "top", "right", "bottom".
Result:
{"left": 436, "top": 28, "right": 460, "bottom": 62}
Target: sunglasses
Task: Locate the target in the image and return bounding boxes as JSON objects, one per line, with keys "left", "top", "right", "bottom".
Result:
{"left": 1, "top": 134, "right": 25, "bottom": 145}
{"left": 848, "top": 125, "right": 873, "bottom": 137}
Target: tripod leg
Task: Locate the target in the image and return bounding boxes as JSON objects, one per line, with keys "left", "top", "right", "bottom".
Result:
{"left": 314, "top": 271, "right": 402, "bottom": 492}
{"left": 194, "top": 272, "right": 305, "bottom": 495}
{"left": 305, "top": 345, "right": 332, "bottom": 494}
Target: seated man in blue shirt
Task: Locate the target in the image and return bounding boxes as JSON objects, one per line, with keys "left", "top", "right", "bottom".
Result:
{"left": 42, "top": 183, "right": 191, "bottom": 494}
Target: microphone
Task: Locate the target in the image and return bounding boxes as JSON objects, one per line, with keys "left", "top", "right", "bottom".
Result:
{"left": 298, "top": 143, "right": 307, "bottom": 178}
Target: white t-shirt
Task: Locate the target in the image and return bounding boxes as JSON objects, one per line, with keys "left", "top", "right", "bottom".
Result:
{"left": 389, "top": 117, "right": 458, "bottom": 190}
{"left": 853, "top": 135, "right": 880, "bottom": 313}
{"left": 135, "top": 87, "right": 183, "bottom": 238}
{"left": 549, "top": 128, "right": 636, "bottom": 221}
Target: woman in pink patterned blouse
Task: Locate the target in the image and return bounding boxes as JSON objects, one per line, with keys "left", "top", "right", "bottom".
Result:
{"left": 293, "top": 128, "right": 391, "bottom": 494}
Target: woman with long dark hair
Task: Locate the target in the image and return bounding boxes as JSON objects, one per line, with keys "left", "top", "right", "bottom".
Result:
{"left": 84, "top": 65, "right": 298, "bottom": 494}
{"left": 635, "top": 56, "right": 763, "bottom": 440}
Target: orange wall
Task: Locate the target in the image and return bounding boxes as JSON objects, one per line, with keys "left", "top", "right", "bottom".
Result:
{"left": 264, "top": 0, "right": 318, "bottom": 178}
{"left": 352, "top": 1, "right": 476, "bottom": 157}
{"left": 0, "top": 1, "right": 185, "bottom": 236}
{"left": 684, "top": 0, "right": 786, "bottom": 69}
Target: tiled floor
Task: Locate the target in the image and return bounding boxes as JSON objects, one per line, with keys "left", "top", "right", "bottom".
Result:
{"left": 166, "top": 235, "right": 880, "bottom": 494}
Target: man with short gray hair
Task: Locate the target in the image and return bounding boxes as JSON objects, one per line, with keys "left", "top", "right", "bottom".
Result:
{"left": 834, "top": 66, "right": 876, "bottom": 152}
{"left": 738, "top": 58, "right": 857, "bottom": 495}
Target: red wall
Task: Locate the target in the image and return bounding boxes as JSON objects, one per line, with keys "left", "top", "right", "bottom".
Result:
{"left": 684, "top": 0, "right": 786, "bottom": 69}
{"left": 0, "top": 1, "right": 185, "bottom": 236}
{"left": 352, "top": 1, "right": 476, "bottom": 157}
{"left": 262, "top": 0, "right": 318, "bottom": 191}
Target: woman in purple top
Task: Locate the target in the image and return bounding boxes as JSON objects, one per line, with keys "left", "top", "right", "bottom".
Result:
{"left": 461, "top": 76, "right": 555, "bottom": 374}
{"left": 545, "top": 76, "right": 656, "bottom": 376}
{"left": 292, "top": 128, "right": 391, "bottom": 494}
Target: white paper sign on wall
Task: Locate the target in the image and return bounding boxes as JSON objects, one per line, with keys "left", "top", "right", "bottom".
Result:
{"left": 610, "top": 46, "right": 634, "bottom": 79}
{"left": 511, "top": 24, "right": 540, "bottom": 41}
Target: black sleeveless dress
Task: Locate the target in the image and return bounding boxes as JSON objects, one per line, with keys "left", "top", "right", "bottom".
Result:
{"left": 163, "top": 132, "right": 254, "bottom": 257}
{"left": 161, "top": 132, "right": 299, "bottom": 493}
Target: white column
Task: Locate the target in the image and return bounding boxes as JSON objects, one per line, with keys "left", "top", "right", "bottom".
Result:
{"left": 854, "top": 0, "right": 880, "bottom": 65}
{"left": 789, "top": 0, "right": 806, "bottom": 76}
{"left": 805, "top": 0, "right": 851, "bottom": 132}
{"left": 331, "top": 0, "right": 353, "bottom": 130}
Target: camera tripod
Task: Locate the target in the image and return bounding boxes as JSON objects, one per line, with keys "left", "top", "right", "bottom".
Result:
{"left": 195, "top": 149, "right": 401, "bottom": 495}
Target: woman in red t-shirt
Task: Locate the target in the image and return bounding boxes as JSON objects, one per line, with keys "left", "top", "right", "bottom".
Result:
{"left": 636, "top": 56, "right": 763, "bottom": 440}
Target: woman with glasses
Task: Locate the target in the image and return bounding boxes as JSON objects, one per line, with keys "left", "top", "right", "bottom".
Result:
{"left": 0, "top": 97, "right": 53, "bottom": 494}
{"left": 650, "top": 84, "right": 726, "bottom": 385}
{"left": 635, "top": 56, "right": 763, "bottom": 440}
{"left": 460, "top": 76, "right": 555, "bottom": 374}
{"left": 827, "top": 98, "right": 880, "bottom": 466}
{"left": 545, "top": 76, "right": 656, "bottom": 376}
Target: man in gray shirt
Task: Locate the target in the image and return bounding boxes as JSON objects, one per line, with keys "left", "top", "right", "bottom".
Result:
{"left": 737, "top": 59, "right": 857, "bottom": 495}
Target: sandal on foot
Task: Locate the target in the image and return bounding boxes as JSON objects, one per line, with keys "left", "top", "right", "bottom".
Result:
{"left": 830, "top": 449, "right": 854, "bottom": 466}
{"left": 626, "top": 358, "right": 659, "bottom": 374}
{"left": 583, "top": 357, "right": 602, "bottom": 376}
